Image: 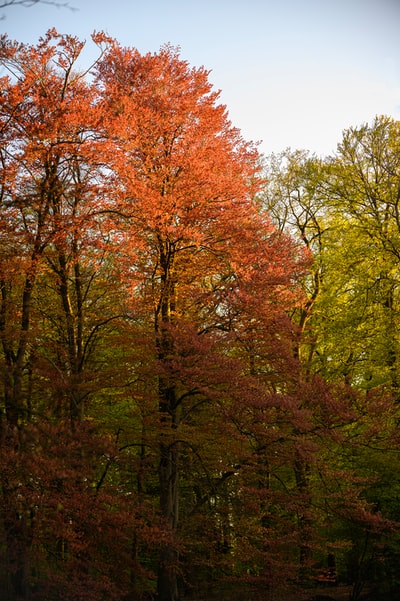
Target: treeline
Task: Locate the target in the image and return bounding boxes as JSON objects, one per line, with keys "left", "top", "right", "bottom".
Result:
{"left": 0, "top": 30, "right": 399, "bottom": 601}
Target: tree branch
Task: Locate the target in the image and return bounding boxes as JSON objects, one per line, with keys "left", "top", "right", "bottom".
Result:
{"left": 0, "top": 0, "right": 76, "bottom": 10}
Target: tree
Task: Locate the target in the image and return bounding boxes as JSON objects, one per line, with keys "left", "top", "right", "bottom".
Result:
{"left": 0, "top": 30, "right": 140, "bottom": 599}
{"left": 96, "top": 41, "right": 309, "bottom": 601}
{"left": 0, "top": 29, "right": 112, "bottom": 425}
{"left": 261, "top": 121, "right": 400, "bottom": 598}
{"left": 261, "top": 122, "right": 400, "bottom": 391}
{"left": 326, "top": 117, "right": 400, "bottom": 391}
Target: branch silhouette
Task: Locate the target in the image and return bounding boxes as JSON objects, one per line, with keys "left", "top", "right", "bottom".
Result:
{"left": 0, "top": 0, "right": 76, "bottom": 10}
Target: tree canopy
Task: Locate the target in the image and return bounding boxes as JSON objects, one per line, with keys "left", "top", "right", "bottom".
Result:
{"left": 0, "top": 31, "right": 399, "bottom": 601}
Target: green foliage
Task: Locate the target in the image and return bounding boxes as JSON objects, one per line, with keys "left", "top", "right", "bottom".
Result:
{"left": 261, "top": 117, "right": 400, "bottom": 597}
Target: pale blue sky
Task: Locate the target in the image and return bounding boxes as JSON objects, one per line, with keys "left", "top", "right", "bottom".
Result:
{"left": 2, "top": 0, "right": 400, "bottom": 156}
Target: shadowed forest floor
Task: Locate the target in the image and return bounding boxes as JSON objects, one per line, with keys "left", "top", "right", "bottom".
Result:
{"left": 187, "top": 584, "right": 373, "bottom": 601}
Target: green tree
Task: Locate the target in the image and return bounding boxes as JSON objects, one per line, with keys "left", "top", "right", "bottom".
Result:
{"left": 261, "top": 119, "right": 400, "bottom": 598}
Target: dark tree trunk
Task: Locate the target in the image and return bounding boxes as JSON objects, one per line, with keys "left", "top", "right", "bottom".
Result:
{"left": 157, "top": 385, "right": 180, "bottom": 601}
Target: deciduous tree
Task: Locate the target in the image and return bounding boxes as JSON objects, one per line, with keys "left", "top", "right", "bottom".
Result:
{"left": 96, "top": 41, "right": 309, "bottom": 601}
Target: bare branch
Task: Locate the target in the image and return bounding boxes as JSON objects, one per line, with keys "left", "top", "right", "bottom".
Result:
{"left": 0, "top": 0, "right": 77, "bottom": 11}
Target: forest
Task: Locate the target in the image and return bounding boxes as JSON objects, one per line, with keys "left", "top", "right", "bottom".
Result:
{"left": 0, "top": 29, "right": 400, "bottom": 601}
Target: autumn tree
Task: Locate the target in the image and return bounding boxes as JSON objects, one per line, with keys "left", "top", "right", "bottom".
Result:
{"left": 0, "top": 30, "right": 145, "bottom": 600}
{"left": 95, "top": 41, "right": 312, "bottom": 601}
{"left": 0, "top": 29, "right": 113, "bottom": 424}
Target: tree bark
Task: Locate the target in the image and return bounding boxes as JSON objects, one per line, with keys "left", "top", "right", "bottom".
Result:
{"left": 157, "top": 379, "right": 180, "bottom": 601}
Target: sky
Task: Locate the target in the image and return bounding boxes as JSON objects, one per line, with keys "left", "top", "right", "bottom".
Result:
{"left": 1, "top": 0, "right": 400, "bottom": 157}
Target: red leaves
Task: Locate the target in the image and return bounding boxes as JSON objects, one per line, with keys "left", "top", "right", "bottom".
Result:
{"left": 0, "top": 421, "right": 136, "bottom": 600}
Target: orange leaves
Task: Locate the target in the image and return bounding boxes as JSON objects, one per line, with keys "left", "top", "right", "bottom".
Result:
{"left": 96, "top": 43, "right": 262, "bottom": 245}
{"left": 0, "top": 30, "right": 108, "bottom": 252}
{"left": 91, "top": 40, "right": 310, "bottom": 357}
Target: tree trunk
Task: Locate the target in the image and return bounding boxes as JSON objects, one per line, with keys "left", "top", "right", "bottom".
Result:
{"left": 1, "top": 440, "right": 32, "bottom": 601}
{"left": 157, "top": 541, "right": 179, "bottom": 601}
{"left": 155, "top": 239, "right": 181, "bottom": 601}
{"left": 157, "top": 386, "right": 180, "bottom": 601}
{"left": 294, "top": 453, "right": 313, "bottom": 577}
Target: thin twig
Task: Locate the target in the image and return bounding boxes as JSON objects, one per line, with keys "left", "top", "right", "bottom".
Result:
{"left": 0, "top": 0, "right": 77, "bottom": 11}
